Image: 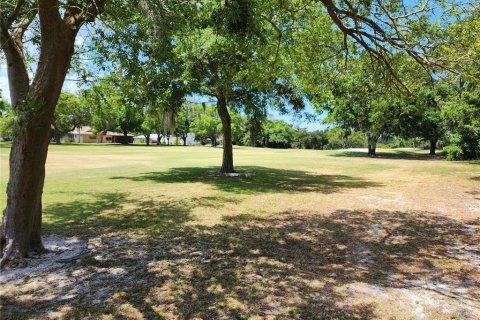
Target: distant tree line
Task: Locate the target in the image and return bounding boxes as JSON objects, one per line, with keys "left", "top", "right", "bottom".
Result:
{"left": 3, "top": 82, "right": 476, "bottom": 160}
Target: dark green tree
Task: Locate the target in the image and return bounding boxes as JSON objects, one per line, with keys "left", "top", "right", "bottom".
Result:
{"left": 53, "top": 93, "right": 92, "bottom": 144}
{"left": 190, "top": 105, "right": 222, "bottom": 147}
{"left": 262, "top": 120, "right": 296, "bottom": 148}
{"left": 440, "top": 78, "right": 480, "bottom": 160}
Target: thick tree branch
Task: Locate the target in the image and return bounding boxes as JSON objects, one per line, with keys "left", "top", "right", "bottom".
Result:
{"left": 3, "top": 0, "right": 27, "bottom": 30}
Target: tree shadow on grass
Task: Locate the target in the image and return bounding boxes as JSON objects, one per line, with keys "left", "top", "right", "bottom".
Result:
{"left": 146, "top": 210, "right": 479, "bottom": 319}
{"left": 110, "top": 166, "right": 383, "bottom": 194}
{"left": 5, "top": 199, "right": 480, "bottom": 319}
{"left": 42, "top": 192, "right": 248, "bottom": 238}
{"left": 331, "top": 149, "right": 444, "bottom": 161}
{"left": 42, "top": 192, "right": 196, "bottom": 237}
{"left": 466, "top": 191, "right": 480, "bottom": 200}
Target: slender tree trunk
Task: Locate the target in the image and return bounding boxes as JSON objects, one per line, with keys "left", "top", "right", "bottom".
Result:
{"left": 183, "top": 136, "right": 187, "bottom": 146}
{"left": 429, "top": 139, "right": 437, "bottom": 155}
{"left": 156, "top": 129, "right": 162, "bottom": 145}
{"left": 145, "top": 134, "right": 150, "bottom": 146}
{"left": 367, "top": 135, "right": 377, "bottom": 156}
{"left": 54, "top": 134, "right": 62, "bottom": 144}
{"left": 217, "top": 93, "right": 234, "bottom": 173}
{"left": 250, "top": 130, "right": 256, "bottom": 147}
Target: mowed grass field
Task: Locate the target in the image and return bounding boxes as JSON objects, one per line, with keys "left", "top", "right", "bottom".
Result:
{"left": 1, "top": 143, "right": 479, "bottom": 319}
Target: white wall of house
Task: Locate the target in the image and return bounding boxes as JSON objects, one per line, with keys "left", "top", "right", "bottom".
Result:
{"left": 160, "top": 133, "right": 200, "bottom": 145}
{"left": 133, "top": 133, "right": 201, "bottom": 145}
{"left": 69, "top": 133, "right": 115, "bottom": 143}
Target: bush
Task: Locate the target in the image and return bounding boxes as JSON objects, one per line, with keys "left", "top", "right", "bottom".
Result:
{"left": 376, "top": 143, "right": 391, "bottom": 149}
{"left": 444, "top": 144, "right": 464, "bottom": 160}
{"left": 444, "top": 129, "right": 480, "bottom": 160}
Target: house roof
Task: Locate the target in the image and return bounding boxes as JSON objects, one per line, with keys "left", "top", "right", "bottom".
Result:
{"left": 69, "top": 126, "right": 93, "bottom": 135}
{"left": 68, "top": 126, "right": 133, "bottom": 137}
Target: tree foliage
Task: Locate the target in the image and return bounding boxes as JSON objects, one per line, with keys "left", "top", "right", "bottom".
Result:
{"left": 53, "top": 92, "right": 91, "bottom": 142}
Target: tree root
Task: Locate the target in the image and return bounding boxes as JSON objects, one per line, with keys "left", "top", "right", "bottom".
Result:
{"left": 205, "top": 170, "right": 252, "bottom": 178}
{"left": 0, "top": 240, "right": 26, "bottom": 269}
{"left": 0, "top": 239, "right": 45, "bottom": 269}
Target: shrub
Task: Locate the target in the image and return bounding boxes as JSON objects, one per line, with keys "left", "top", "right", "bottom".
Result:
{"left": 444, "top": 129, "right": 480, "bottom": 160}
{"left": 376, "top": 143, "right": 391, "bottom": 149}
{"left": 444, "top": 144, "right": 464, "bottom": 160}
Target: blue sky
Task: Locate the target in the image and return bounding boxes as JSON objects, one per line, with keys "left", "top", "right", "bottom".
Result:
{"left": 270, "top": 106, "right": 328, "bottom": 131}
{"left": 188, "top": 93, "right": 328, "bottom": 131}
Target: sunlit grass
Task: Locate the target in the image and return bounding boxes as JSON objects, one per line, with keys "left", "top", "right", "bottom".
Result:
{"left": 1, "top": 143, "right": 479, "bottom": 231}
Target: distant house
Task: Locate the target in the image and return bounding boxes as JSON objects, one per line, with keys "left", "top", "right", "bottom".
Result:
{"left": 68, "top": 126, "right": 133, "bottom": 144}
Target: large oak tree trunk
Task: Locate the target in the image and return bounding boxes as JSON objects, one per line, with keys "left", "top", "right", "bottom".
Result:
{"left": 217, "top": 93, "right": 234, "bottom": 173}
{"left": 0, "top": 0, "right": 106, "bottom": 267}
{"left": 2, "top": 119, "right": 54, "bottom": 263}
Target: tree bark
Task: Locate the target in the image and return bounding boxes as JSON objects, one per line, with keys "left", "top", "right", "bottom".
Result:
{"left": 429, "top": 139, "right": 437, "bottom": 155}
{"left": 0, "top": 0, "right": 107, "bottom": 267}
{"left": 217, "top": 93, "right": 234, "bottom": 173}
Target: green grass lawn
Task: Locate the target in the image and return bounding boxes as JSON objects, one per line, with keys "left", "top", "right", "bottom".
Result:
{"left": 1, "top": 143, "right": 479, "bottom": 319}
